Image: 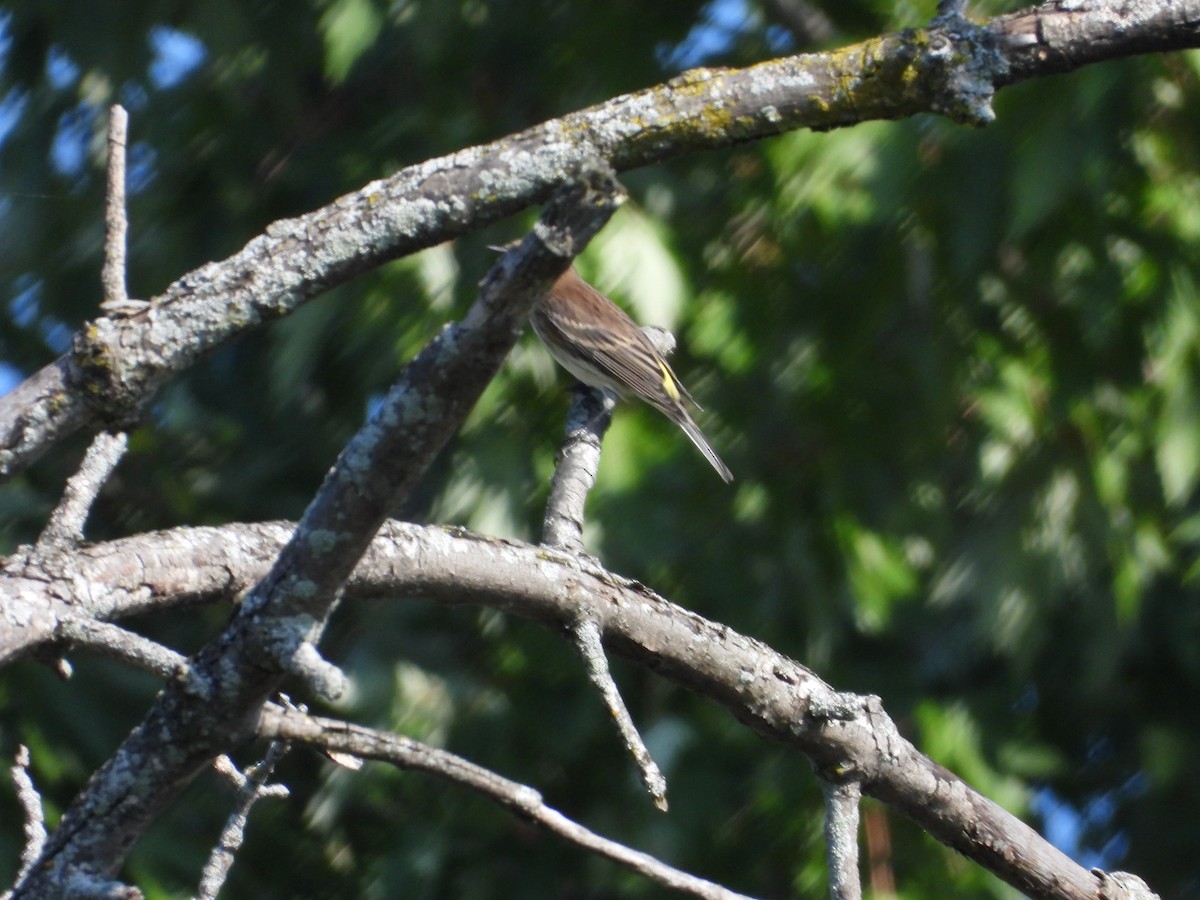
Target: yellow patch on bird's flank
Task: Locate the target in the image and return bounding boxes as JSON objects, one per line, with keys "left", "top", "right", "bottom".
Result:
{"left": 659, "top": 361, "right": 681, "bottom": 402}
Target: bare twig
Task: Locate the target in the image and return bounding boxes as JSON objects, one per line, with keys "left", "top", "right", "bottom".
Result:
{"left": 211, "top": 754, "right": 246, "bottom": 790}
{"left": 0, "top": 519, "right": 1164, "bottom": 898}
{"left": 197, "top": 744, "right": 291, "bottom": 900}
{"left": 9, "top": 169, "right": 628, "bottom": 898}
{"left": 542, "top": 387, "right": 612, "bottom": 552}
{"left": 572, "top": 616, "right": 667, "bottom": 811}
{"left": 56, "top": 617, "right": 197, "bottom": 686}
{"left": 822, "top": 779, "right": 862, "bottom": 900}
{"left": 540, "top": 325, "right": 676, "bottom": 552}
{"left": 101, "top": 105, "right": 128, "bottom": 308}
{"left": 6, "top": 0, "right": 1194, "bottom": 482}
{"left": 8, "top": 746, "right": 46, "bottom": 888}
{"left": 259, "top": 706, "right": 755, "bottom": 900}
{"left": 542, "top": 319, "right": 672, "bottom": 810}
{"left": 278, "top": 639, "right": 347, "bottom": 702}
{"left": 99, "top": 106, "right": 148, "bottom": 317}
{"left": 36, "top": 431, "right": 127, "bottom": 548}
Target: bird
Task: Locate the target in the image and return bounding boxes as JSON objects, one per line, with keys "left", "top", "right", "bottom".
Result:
{"left": 494, "top": 245, "right": 733, "bottom": 482}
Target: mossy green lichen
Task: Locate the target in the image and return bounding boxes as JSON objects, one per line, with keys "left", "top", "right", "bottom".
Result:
{"left": 47, "top": 390, "right": 70, "bottom": 414}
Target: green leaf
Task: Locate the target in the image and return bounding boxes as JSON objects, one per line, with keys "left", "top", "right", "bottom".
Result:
{"left": 319, "top": 0, "right": 383, "bottom": 83}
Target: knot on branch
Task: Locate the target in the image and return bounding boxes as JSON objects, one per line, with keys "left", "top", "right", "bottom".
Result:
{"left": 71, "top": 319, "right": 152, "bottom": 427}
{"left": 920, "top": 17, "right": 1008, "bottom": 126}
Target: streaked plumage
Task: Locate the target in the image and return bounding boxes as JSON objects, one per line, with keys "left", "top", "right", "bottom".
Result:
{"left": 531, "top": 265, "right": 733, "bottom": 483}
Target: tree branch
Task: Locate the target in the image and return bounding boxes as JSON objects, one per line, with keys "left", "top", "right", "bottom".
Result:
{"left": 259, "top": 705, "right": 755, "bottom": 900}
{"left": 196, "top": 746, "right": 291, "bottom": 900}
{"left": 54, "top": 617, "right": 195, "bottom": 686}
{"left": 823, "top": 778, "right": 863, "bottom": 900}
{"left": 0, "top": 519, "right": 1155, "bottom": 899}
{"left": 541, "top": 386, "right": 612, "bottom": 553}
{"left": 9, "top": 171, "right": 625, "bottom": 896}
{"left": 36, "top": 431, "right": 127, "bottom": 549}
{"left": 99, "top": 105, "right": 136, "bottom": 314}
{"left": 994, "top": 0, "right": 1200, "bottom": 85}
{"left": 2, "top": 3, "right": 1193, "bottom": 895}
{"left": 5, "top": 746, "right": 45, "bottom": 892}
{"left": 3, "top": 0, "right": 1196, "bottom": 480}
{"left": 571, "top": 616, "right": 668, "bottom": 811}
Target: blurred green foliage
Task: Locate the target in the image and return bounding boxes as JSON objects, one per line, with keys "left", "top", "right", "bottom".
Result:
{"left": 2, "top": 0, "right": 1199, "bottom": 897}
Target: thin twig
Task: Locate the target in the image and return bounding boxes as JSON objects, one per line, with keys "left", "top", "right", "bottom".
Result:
{"left": 541, "top": 321, "right": 672, "bottom": 807}
{"left": 100, "top": 105, "right": 130, "bottom": 309}
{"left": 99, "top": 102, "right": 147, "bottom": 317}
{"left": 542, "top": 387, "right": 612, "bottom": 552}
{"left": 36, "top": 431, "right": 127, "bottom": 548}
{"left": 8, "top": 746, "right": 46, "bottom": 889}
{"left": 823, "top": 779, "right": 863, "bottom": 900}
{"left": 8, "top": 170, "right": 628, "bottom": 900}
{"left": 196, "top": 743, "right": 291, "bottom": 900}
{"left": 572, "top": 616, "right": 667, "bottom": 811}
{"left": 56, "top": 617, "right": 198, "bottom": 687}
{"left": 0, "top": 518, "right": 1159, "bottom": 898}
{"left": 540, "top": 325, "right": 677, "bottom": 552}
{"left": 260, "top": 706, "right": 754, "bottom": 900}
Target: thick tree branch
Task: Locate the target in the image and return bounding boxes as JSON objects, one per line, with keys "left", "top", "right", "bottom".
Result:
{"left": 994, "top": 0, "right": 1200, "bottom": 85}
{"left": 2, "top": 0, "right": 1196, "bottom": 480}
{"left": 9, "top": 172, "right": 625, "bottom": 896}
{"left": 0, "top": 519, "right": 1156, "bottom": 899}
{"left": 2, "top": 4, "right": 1192, "bottom": 896}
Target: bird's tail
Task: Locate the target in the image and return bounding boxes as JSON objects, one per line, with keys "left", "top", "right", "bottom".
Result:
{"left": 674, "top": 408, "right": 734, "bottom": 483}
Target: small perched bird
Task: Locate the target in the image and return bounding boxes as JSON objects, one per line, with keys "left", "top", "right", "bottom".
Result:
{"left": 498, "top": 247, "right": 733, "bottom": 482}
